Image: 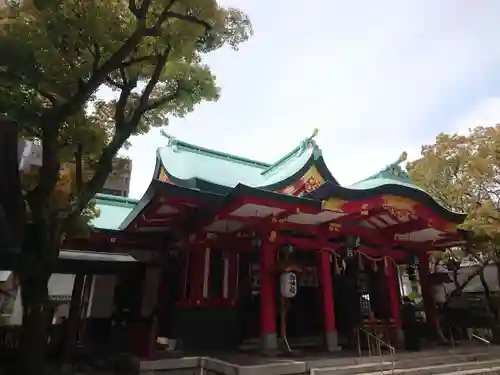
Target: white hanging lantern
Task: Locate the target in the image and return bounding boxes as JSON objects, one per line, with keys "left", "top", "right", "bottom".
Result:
{"left": 280, "top": 272, "right": 297, "bottom": 298}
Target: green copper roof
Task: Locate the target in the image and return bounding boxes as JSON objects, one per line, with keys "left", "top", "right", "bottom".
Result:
{"left": 90, "top": 194, "right": 138, "bottom": 230}
{"left": 157, "top": 131, "right": 323, "bottom": 189}
{"left": 348, "top": 151, "right": 423, "bottom": 191}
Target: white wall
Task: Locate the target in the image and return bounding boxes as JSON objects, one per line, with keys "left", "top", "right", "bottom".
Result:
{"left": 48, "top": 274, "right": 75, "bottom": 296}
{"left": 87, "top": 275, "right": 117, "bottom": 318}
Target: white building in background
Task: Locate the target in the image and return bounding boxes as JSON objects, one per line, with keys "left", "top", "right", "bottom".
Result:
{"left": 0, "top": 250, "right": 144, "bottom": 326}
{"left": 398, "top": 262, "right": 500, "bottom": 304}
{"left": 100, "top": 158, "right": 132, "bottom": 198}
{"left": 18, "top": 141, "right": 132, "bottom": 198}
{"left": 0, "top": 272, "right": 75, "bottom": 325}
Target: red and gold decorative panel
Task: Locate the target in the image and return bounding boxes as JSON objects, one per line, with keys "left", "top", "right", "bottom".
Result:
{"left": 277, "top": 165, "right": 324, "bottom": 196}
{"left": 158, "top": 167, "right": 171, "bottom": 183}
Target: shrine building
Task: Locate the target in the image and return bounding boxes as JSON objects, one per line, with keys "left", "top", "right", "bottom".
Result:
{"left": 66, "top": 130, "right": 466, "bottom": 357}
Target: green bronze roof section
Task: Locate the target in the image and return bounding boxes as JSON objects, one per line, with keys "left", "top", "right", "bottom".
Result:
{"left": 348, "top": 151, "right": 422, "bottom": 191}
{"left": 156, "top": 129, "right": 338, "bottom": 192}
{"left": 307, "top": 151, "right": 466, "bottom": 222}
{"left": 90, "top": 193, "right": 138, "bottom": 230}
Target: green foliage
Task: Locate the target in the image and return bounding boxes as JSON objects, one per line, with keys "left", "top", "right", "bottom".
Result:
{"left": 0, "top": 0, "right": 252, "bottom": 240}
{"left": 0, "top": 2, "right": 251, "bottom": 371}
{"left": 408, "top": 125, "right": 500, "bottom": 257}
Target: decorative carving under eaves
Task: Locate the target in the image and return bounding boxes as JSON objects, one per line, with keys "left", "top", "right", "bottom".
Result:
{"left": 322, "top": 198, "right": 346, "bottom": 212}
{"left": 382, "top": 195, "right": 416, "bottom": 221}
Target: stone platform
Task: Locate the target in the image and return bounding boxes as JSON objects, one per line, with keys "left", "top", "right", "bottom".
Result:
{"left": 137, "top": 345, "right": 500, "bottom": 375}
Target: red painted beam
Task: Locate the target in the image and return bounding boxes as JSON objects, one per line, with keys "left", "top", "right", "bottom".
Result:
{"left": 379, "top": 216, "right": 429, "bottom": 236}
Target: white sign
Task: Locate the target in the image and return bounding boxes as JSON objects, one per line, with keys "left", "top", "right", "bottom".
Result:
{"left": 280, "top": 272, "right": 297, "bottom": 298}
{"left": 18, "top": 140, "right": 42, "bottom": 172}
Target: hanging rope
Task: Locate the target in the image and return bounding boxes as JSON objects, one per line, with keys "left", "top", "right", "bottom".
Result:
{"left": 318, "top": 247, "right": 398, "bottom": 268}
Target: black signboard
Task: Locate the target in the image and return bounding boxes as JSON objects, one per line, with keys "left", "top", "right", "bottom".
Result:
{"left": 344, "top": 236, "right": 361, "bottom": 259}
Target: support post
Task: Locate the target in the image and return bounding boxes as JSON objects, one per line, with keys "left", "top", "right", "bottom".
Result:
{"left": 189, "top": 246, "right": 205, "bottom": 304}
{"left": 418, "top": 252, "right": 438, "bottom": 334}
{"left": 386, "top": 261, "right": 403, "bottom": 347}
{"left": 61, "top": 273, "right": 85, "bottom": 366}
{"left": 318, "top": 250, "right": 339, "bottom": 351}
{"left": 259, "top": 239, "right": 278, "bottom": 354}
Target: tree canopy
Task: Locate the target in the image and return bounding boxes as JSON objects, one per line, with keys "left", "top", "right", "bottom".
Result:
{"left": 0, "top": 0, "right": 251, "bottom": 243}
{"left": 408, "top": 125, "right": 500, "bottom": 256}
{"left": 0, "top": 1, "right": 252, "bottom": 372}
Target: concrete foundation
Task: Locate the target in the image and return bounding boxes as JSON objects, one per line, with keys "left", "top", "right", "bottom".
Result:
{"left": 325, "top": 330, "right": 340, "bottom": 352}
{"left": 260, "top": 332, "right": 278, "bottom": 354}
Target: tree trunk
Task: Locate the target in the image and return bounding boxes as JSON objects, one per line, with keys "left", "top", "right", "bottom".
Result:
{"left": 444, "top": 262, "right": 489, "bottom": 307}
{"left": 61, "top": 273, "right": 85, "bottom": 365}
{"left": 18, "top": 270, "right": 50, "bottom": 375}
{"left": 0, "top": 118, "right": 25, "bottom": 249}
{"left": 478, "top": 269, "right": 500, "bottom": 343}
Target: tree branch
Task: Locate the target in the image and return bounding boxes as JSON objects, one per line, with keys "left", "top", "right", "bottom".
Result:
{"left": 164, "top": 11, "right": 212, "bottom": 30}
{"left": 105, "top": 77, "right": 124, "bottom": 89}
{"left": 444, "top": 261, "right": 490, "bottom": 307}
{"left": 48, "top": 27, "right": 147, "bottom": 129}
{"left": 64, "top": 50, "right": 173, "bottom": 221}
{"left": 129, "top": 0, "right": 153, "bottom": 19}
{"left": 145, "top": 83, "right": 184, "bottom": 111}
{"left": 122, "top": 55, "right": 158, "bottom": 67}
{"left": 115, "top": 71, "right": 135, "bottom": 129}
{"left": 0, "top": 69, "right": 57, "bottom": 106}
{"left": 144, "top": 1, "right": 210, "bottom": 36}
{"left": 89, "top": 43, "right": 101, "bottom": 73}
{"left": 128, "top": 50, "right": 170, "bottom": 125}
{"left": 66, "top": 131, "right": 128, "bottom": 225}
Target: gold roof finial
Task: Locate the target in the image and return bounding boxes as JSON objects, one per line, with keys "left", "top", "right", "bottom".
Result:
{"left": 393, "top": 151, "right": 407, "bottom": 166}
{"left": 401, "top": 151, "right": 408, "bottom": 162}
{"left": 309, "top": 128, "right": 319, "bottom": 140}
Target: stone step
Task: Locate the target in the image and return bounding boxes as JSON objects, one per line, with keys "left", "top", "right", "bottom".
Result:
{"left": 352, "top": 359, "right": 500, "bottom": 375}
{"left": 306, "top": 347, "right": 500, "bottom": 371}
{"left": 309, "top": 353, "right": 500, "bottom": 375}
{"left": 437, "top": 366, "right": 500, "bottom": 375}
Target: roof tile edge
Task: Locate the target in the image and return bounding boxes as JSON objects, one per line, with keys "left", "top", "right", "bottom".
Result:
{"left": 261, "top": 128, "right": 322, "bottom": 176}
{"left": 354, "top": 151, "right": 414, "bottom": 185}
{"left": 94, "top": 193, "right": 139, "bottom": 207}
{"left": 160, "top": 133, "right": 270, "bottom": 169}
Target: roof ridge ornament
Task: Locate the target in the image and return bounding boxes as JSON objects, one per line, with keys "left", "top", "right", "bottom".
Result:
{"left": 160, "top": 130, "right": 179, "bottom": 152}
{"left": 299, "top": 128, "right": 320, "bottom": 153}
{"left": 385, "top": 151, "right": 410, "bottom": 179}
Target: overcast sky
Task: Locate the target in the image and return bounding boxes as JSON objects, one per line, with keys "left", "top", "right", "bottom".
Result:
{"left": 125, "top": 0, "right": 500, "bottom": 199}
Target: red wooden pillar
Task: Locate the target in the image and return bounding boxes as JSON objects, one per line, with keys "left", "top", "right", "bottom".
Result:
{"left": 418, "top": 252, "right": 438, "bottom": 332}
{"left": 318, "top": 250, "right": 339, "bottom": 351}
{"left": 386, "top": 260, "right": 403, "bottom": 346}
{"left": 259, "top": 238, "right": 277, "bottom": 353}
{"left": 227, "top": 252, "right": 238, "bottom": 304}
{"left": 189, "top": 246, "right": 205, "bottom": 304}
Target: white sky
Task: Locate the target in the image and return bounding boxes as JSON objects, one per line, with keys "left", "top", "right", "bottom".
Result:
{"left": 124, "top": 0, "right": 500, "bottom": 199}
